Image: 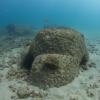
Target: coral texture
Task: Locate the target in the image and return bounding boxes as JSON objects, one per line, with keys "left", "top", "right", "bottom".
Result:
{"left": 23, "top": 28, "right": 89, "bottom": 88}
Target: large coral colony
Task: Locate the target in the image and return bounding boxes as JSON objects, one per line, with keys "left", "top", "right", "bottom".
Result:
{"left": 22, "top": 27, "right": 89, "bottom": 89}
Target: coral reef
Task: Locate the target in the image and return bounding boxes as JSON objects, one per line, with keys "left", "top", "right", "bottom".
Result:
{"left": 22, "top": 28, "right": 89, "bottom": 88}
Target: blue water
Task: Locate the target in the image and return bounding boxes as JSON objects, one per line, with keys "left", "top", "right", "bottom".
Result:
{"left": 0, "top": 0, "right": 100, "bottom": 39}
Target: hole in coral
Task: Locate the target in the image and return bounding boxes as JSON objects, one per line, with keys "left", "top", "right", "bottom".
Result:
{"left": 42, "top": 63, "right": 58, "bottom": 71}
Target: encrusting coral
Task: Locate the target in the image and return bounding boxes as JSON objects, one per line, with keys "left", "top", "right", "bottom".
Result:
{"left": 22, "top": 28, "right": 89, "bottom": 89}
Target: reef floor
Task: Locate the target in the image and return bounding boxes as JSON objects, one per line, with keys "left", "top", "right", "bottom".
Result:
{"left": 0, "top": 33, "right": 100, "bottom": 100}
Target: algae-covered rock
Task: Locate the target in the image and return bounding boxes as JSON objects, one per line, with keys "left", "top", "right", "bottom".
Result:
{"left": 17, "top": 85, "right": 30, "bottom": 98}
{"left": 23, "top": 28, "right": 89, "bottom": 88}
{"left": 32, "top": 54, "right": 79, "bottom": 88}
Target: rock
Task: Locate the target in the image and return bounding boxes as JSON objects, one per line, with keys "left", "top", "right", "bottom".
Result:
{"left": 86, "top": 89, "right": 96, "bottom": 97}
{"left": 6, "top": 67, "right": 29, "bottom": 80}
{"left": 11, "top": 95, "right": 17, "bottom": 99}
{"left": 17, "top": 85, "right": 30, "bottom": 98}
{"left": 69, "top": 94, "right": 79, "bottom": 100}
{"left": 9, "top": 84, "right": 16, "bottom": 92}
{"left": 17, "top": 85, "right": 47, "bottom": 98}
{"left": 32, "top": 89, "right": 47, "bottom": 97}
{"left": 22, "top": 28, "right": 89, "bottom": 88}
{"left": 30, "top": 90, "right": 43, "bottom": 98}
{"left": 32, "top": 54, "right": 79, "bottom": 88}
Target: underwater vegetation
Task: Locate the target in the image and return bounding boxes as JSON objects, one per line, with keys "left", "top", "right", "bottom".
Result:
{"left": 22, "top": 27, "right": 89, "bottom": 89}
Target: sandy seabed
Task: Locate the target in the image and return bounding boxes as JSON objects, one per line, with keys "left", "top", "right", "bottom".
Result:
{"left": 0, "top": 34, "right": 100, "bottom": 100}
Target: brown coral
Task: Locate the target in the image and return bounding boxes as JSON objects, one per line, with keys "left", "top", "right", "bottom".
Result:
{"left": 22, "top": 28, "right": 89, "bottom": 89}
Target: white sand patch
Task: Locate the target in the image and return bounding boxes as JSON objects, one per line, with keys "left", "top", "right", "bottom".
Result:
{"left": 0, "top": 81, "right": 14, "bottom": 100}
